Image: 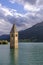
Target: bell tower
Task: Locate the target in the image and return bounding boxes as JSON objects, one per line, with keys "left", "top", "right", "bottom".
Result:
{"left": 10, "top": 24, "right": 18, "bottom": 49}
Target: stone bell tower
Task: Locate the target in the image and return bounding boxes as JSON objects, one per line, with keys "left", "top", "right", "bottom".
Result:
{"left": 10, "top": 24, "right": 18, "bottom": 49}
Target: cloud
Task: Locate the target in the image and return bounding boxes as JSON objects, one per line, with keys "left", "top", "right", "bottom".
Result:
{"left": 9, "top": 0, "right": 43, "bottom": 12}
{"left": 10, "top": 0, "right": 43, "bottom": 20}
{"left": 0, "top": 0, "right": 43, "bottom": 35}
{"left": 9, "top": 0, "right": 40, "bottom": 12}
{"left": 9, "top": 0, "right": 36, "bottom": 5}
{"left": 0, "top": 19, "right": 12, "bottom": 35}
{"left": 0, "top": 3, "right": 32, "bottom": 34}
{"left": 36, "top": 0, "right": 43, "bottom": 6}
{"left": 0, "top": 4, "right": 12, "bottom": 35}
{"left": 24, "top": 3, "right": 40, "bottom": 12}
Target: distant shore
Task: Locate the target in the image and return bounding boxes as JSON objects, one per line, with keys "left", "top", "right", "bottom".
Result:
{"left": 0, "top": 40, "right": 8, "bottom": 44}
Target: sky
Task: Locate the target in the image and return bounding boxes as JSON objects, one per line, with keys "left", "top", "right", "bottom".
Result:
{"left": 0, "top": 0, "right": 43, "bottom": 35}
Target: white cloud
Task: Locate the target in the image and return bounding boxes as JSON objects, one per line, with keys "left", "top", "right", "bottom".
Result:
{"left": 0, "top": 0, "right": 43, "bottom": 35}
{"left": 9, "top": 0, "right": 24, "bottom": 4}
{"left": 24, "top": 3, "right": 40, "bottom": 12}
{"left": 9, "top": 0, "right": 43, "bottom": 12}
{"left": 0, "top": 4, "right": 24, "bottom": 18}
{"left": 0, "top": 19, "right": 12, "bottom": 35}
{"left": 0, "top": 4, "right": 13, "bottom": 35}
{"left": 9, "top": 0, "right": 41, "bottom": 12}
{"left": 0, "top": 4, "right": 21, "bottom": 17}
{"left": 9, "top": 0, "right": 36, "bottom": 5}
{"left": 9, "top": 0, "right": 15, "bottom": 3}
{"left": 36, "top": 0, "right": 43, "bottom": 6}
{"left": 0, "top": 3, "right": 29, "bottom": 35}
{"left": 1, "top": 8, "right": 13, "bottom": 16}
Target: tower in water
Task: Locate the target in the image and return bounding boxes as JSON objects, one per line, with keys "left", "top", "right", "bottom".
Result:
{"left": 10, "top": 24, "right": 18, "bottom": 49}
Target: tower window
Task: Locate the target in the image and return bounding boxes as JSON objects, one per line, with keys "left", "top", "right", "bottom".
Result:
{"left": 16, "top": 34, "right": 17, "bottom": 37}
{"left": 12, "top": 34, "right": 13, "bottom": 37}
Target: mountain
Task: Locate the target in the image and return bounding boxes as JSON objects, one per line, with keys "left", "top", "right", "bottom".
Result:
{"left": 19, "top": 22, "right": 43, "bottom": 42}
{"left": 0, "top": 34, "right": 10, "bottom": 41}
{"left": 0, "top": 22, "right": 43, "bottom": 42}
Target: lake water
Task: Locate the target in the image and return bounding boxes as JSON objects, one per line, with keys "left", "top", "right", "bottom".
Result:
{"left": 0, "top": 43, "right": 43, "bottom": 65}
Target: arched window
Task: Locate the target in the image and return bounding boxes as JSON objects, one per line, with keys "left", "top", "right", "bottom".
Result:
{"left": 16, "top": 34, "right": 17, "bottom": 37}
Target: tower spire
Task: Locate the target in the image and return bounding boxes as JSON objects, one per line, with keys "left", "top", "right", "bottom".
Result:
{"left": 10, "top": 24, "right": 18, "bottom": 49}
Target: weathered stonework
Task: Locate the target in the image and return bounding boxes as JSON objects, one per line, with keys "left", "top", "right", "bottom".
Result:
{"left": 10, "top": 24, "right": 18, "bottom": 49}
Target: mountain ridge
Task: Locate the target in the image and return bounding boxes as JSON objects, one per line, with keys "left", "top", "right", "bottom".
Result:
{"left": 0, "top": 22, "right": 43, "bottom": 42}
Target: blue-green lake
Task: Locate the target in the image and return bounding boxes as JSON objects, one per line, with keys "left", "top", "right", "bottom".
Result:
{"left": 0, "top": 43, "right": 43, "bottom": 65}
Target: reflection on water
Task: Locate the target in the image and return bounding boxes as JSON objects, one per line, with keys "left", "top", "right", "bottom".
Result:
{"left": 0, "top": 43, "right": 43, "bottom": 65}
{"left": 10, "top": 49, "right": 18, "bottom": 65}
{"left": 15, "top": 49, "right": 18, "bottom": 64}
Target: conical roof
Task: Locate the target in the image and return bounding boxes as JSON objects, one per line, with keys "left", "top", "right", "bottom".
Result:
{"left": 10, "top": 24, "right": 17, "bottom": 33}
